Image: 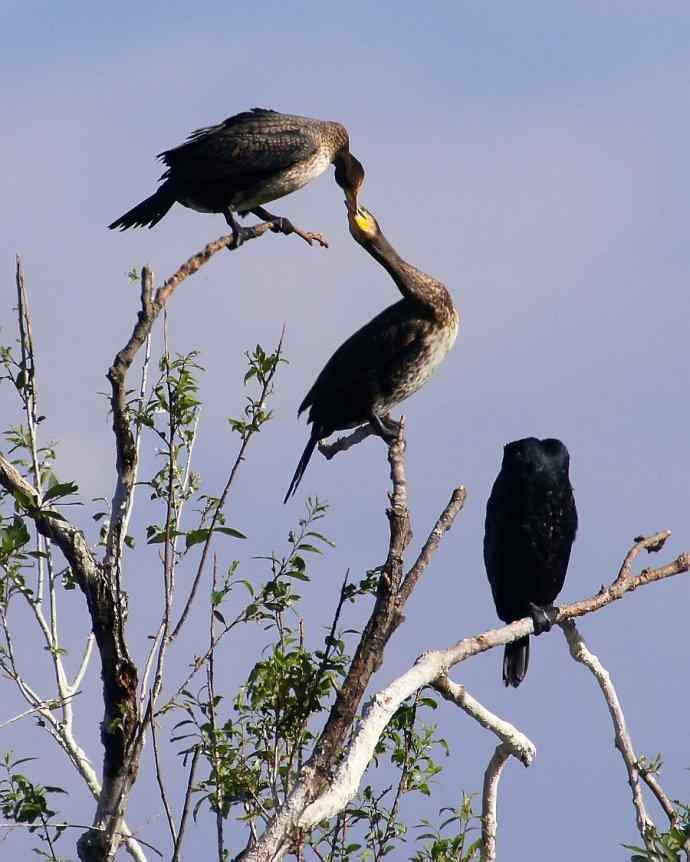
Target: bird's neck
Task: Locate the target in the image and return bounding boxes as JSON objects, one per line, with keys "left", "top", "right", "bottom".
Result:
{"left": 363, "top": 233, "right": 453, "bottom": 316}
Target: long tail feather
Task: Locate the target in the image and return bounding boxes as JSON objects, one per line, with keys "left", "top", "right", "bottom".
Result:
{"left": 284, "top": 433, "right": 319, "bottom": 504}
{"left": 503, "top": 636, "right": 529, "bottom": 687}
{"left": 109, "top": 182, "right": 176, "bottom": 230}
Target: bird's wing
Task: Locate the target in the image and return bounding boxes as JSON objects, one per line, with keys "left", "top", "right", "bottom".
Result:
{"left": 158, "top": 109, "right": 319, "bottom": 180}
{"left": 299, "top": 302, "right": 422, "bottom": 414}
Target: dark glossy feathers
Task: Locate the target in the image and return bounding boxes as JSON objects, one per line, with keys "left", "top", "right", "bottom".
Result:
{"left": 484, "top": 437, "right": 578, "bottom": 686}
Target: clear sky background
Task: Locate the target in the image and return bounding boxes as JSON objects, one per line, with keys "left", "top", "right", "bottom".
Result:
{"left": 2, "top": 1, "right": 689, "bottom": 859}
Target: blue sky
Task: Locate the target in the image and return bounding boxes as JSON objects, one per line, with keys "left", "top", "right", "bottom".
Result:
{"left": 2, "top": 2, "right": 689, "bottom": 859}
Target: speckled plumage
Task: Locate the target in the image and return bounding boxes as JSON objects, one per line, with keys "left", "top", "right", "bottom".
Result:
{"left": 284, "top": 208, "right": 459, "bottom": 501}
{"left": 483, "top": 437, "right": 578, "bottom": 687}
{"left": 109, "top": 108, "right": 353, "bottom": 231}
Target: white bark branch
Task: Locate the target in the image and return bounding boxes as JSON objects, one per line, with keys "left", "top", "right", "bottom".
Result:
{"left": 560, "top": 619, "right": 653, "bottom": 846}
{"left": 432, "top": 675, "right": 535, "bottom": 767}
{"left": 481, "top": 744, "right": 512, "bottom": 862}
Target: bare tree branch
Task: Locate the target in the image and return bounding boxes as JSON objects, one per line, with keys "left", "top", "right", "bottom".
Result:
{"left": 560, "top": 619, "right": 653, "bottom": 846}
{"left": 171, "top": 746, "right": 201, "bottom": 862}
{"left": 148, "top": 700, "right": 177, "bottom": 846}
{"left": 432, "top": 675, "right": 535, "bottom": 767}
{"left": 480, "top": 743, "right": 511, "bottom": 862}
{"left": 399, "top": 487, "right": 466, "bottom": 604}
{"left": 317, "top": 425, "right": 378, "bottom": 459}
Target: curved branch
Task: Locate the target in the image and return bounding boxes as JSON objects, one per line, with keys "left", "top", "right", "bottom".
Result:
{"left": 432, "top": 675, "right": 535, "bottom": 767}
{"left": 560, "top": 620, "right": 653, "bottom": 845}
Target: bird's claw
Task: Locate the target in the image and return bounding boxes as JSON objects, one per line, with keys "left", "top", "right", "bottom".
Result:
{"left": 528, "top": 602, "right": 553, "bottom": 635}
{"left": 228, "top": 225, "right": 261, "bottom": 250}
{"left": 294, "top": 229, "right": 329, "bottom": 248}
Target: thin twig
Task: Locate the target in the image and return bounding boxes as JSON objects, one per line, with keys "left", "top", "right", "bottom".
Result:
{"left": 399, "top": 487, "right": 466, "bottom": 604}
{"left": 0, "top": 822, "right": 163, "bottom": 856}
{"left": 208, "top": 556, "right": 225, "bottom": 862}
{"left": 170, "top": 328, "right": 285, "bottom": 640}
{"left": 0, "top": 697, "right": 75, "bottom": 730}
{"left": 171, "top": 746, "right": 201, "bottom": 862}
{"left": 148, "top": 699, "right": 177, "bottom": 846}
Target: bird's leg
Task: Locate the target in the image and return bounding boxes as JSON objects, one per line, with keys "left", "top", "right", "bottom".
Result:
{"left": 528, "top": 602, "right": 553, "bottom": 635}
{"left": 249, "top": 207, "right": 329, "bottom": 249}
{"left": 223, "top": 209, "right": 260, "bottom": 249}
{"left": 368, "top": 412, "right": 400, "bottom": 444}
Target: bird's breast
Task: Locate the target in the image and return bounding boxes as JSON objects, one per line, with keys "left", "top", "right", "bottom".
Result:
{"left": 374, "top": 312, "right": 459, "bottom": 413}
{"left": 239, "top": 149, "right": 334, "bottom": 210}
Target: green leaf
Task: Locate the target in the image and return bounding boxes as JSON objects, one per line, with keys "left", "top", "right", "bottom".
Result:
{"left": 42, "top": 481, "right": 79, "bottom": 503}
{"left": 12, "top": 489, "right": 36, "bottom": 511}
{"left": 186, "top": 528, "right": 210, "bottom": 549}
{"left": 287, "top": 570, "right": 310, "bottom": 582}
{"left": 216, "top": 527, "right": 247, "bottom": 540}
{"left": 297, "top": 543, "right": 322, "bottom": 554}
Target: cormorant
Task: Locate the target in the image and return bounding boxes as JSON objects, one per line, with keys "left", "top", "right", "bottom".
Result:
{"left": 109, "top": 108, "right": 365, "bottom": 247}
{"left": 284, "top": 205, "right": 459, "bottom": 502}
{"left": 483, "top": 437, "right": 578, "bottom": 687}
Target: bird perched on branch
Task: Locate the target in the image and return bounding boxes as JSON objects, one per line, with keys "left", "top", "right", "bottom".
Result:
{"left": 284, "top": 205, "right": 459, "bottom": 502}
{"left": 109, "top": 108, "right": 365, "bottom": 248}
{"left": 483, "top": 437, "right": 578, "bottom": 687}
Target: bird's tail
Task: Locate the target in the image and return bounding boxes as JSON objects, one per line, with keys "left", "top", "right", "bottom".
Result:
{"left": 108, "top": 181, "right": 176, "bottom": 230}
{"left": 283, "top": 433, "right": 318, "bottom": 504}
{"left": 503, "top": 636, "right": 529, "bottom": 687}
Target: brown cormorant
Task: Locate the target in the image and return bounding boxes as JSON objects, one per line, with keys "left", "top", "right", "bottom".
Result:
{"left": 483, "top": 437, "right": 578, "bottom": 687}
{"left": 109, "top": 108, "right": 365, "bottom": 247}
{"left": 284, "top": 206, "right": 459, "bottom": 502}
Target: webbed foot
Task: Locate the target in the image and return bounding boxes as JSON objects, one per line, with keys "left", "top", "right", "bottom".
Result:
{"left": 528, "top": 602, "right": 555, "bottom": 635}
{"left": 223, "top": 209, "right": 259, "bottom": 249}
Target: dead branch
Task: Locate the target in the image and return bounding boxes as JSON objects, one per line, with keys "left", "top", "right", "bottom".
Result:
{"left": 171, "top": 746, "right": 200, "bottom": 862}
{"left": 399, "top": 487, "right": 467, "bottom": 604}
{"left": 480, "top": 744, "right": 512, "bottom": 862}
{"left": 432, "top": 676, "right": 535, "bottom": 861}
{"left": 317, "top": 424, "right": 378, "bottom": 459}
{"left": 432, "top": 676, "right": 535, "bottom": 767}
{"left": 560, "top": 619, "right": 654, "bottom": 848}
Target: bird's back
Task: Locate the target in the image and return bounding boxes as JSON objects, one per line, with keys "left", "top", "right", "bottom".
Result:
{"left": 484, "top": 439, "right": 577, "bottom": 623}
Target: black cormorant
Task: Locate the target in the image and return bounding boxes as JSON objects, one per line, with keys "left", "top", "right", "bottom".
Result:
{"left": 284, "top": 205, "right": 459, "bottom": 502}
{"left": 483, "top": 437, "right": 578, "bottom": 687}
{"left": 109, "top": 108, "right": 365, "bottom": 247}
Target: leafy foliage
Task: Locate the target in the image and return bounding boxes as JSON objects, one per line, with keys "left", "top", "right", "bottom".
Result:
{"left": 0, "top": 752, "right": 71, "bottom": 861}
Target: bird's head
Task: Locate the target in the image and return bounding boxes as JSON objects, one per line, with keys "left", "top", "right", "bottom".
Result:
{"left": 503, "top": 437, "right": 570, "bottom": 480}
{"left": 346, "top": 204, "right": 380, "bottom": 243}
{"left": 334, "top": 151, "right": 365, "bottom": 213}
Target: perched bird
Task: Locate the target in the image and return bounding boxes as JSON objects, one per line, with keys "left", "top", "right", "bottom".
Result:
{"left": 284, "top": 205, "right": 459, "bottom": 502}
{"left": 109, "top": 108, "right": 365, "bottom": 247}
{"left": 483, "top": 437, "right": 578, "bottom": 687}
